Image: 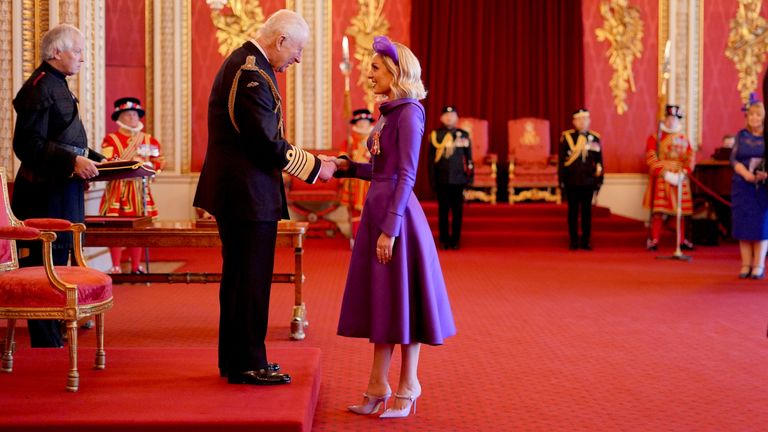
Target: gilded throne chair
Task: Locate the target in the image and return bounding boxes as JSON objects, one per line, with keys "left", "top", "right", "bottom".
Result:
{"left": 507, "top": 118, "right": 561, "bottom": 204}
{"left": 0, "top": 168, "right": 113, "bottom": 392}
{"left": 458, "top": 117, "right": 497, "bottom": 204}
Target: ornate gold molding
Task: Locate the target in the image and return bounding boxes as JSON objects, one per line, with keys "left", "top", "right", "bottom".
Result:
{"left": 145, "top": 0, "right": 154, "bottom": 135}
{"left": 595, "top": 0, "right": 644, "bottom": 115}
{"left": 725, "top": 0, "right": 768, "bottom": 103}
{"left": 209, "top": 0, "right": 265, "bottom": 57}
{"left": 346, "top": 0, "right": 389, "bottom": 111}
{"left": 21, "top": 0, "right": 49, "bottom": 80}
{"left": 0, "top": 1, "right": 14, "bottom": 175}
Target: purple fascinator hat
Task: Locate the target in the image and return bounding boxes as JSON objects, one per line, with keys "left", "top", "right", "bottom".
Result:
{"left": 372, "top": 36, "right": 399, "bottom": 66}
{"left": 742, "top": 92, "right": 762, "bottom": 112}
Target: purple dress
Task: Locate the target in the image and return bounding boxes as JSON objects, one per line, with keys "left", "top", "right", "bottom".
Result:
{"left": 336, "top": 98, "right": 456, "bottom": 345}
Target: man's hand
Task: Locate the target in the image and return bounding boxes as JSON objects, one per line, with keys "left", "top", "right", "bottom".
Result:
{"left": 73, "top": 155, "right": 99, "bottom": 180}
{"left": 317, "top": 159, "right": 337, "bottom": 182}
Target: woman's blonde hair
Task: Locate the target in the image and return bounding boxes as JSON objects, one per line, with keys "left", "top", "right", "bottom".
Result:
{"left": 377, "top": 42, "right": 427, "bottom": 100}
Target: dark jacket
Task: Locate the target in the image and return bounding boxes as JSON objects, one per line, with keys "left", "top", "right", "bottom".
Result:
{"left": 428, "top": 127, "right": 474, "bottom": 187}
{"left": 557, "top": 129, "right": 604, "bottom": 188}
{"left": 194, "top": 41, "right": 321, "bottom": 221}
{"left": 11, "top": 62, "right": 104, "bottom": 248}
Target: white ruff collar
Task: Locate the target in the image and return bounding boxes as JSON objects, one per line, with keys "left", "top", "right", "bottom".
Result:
{"left": 117, "top": 120, "right": 144, "bottom": 135}
{"left": 660, "top": 123, "right": 682, "bottom": 134}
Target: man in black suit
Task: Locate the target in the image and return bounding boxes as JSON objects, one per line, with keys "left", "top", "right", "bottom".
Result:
{"left": 12, "top": 24, "right": 104, "bottom": 347}
{"left": 194, "top": 10, "right": 336, "bottom": 385}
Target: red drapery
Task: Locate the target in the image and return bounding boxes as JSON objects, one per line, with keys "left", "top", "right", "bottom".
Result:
{"left": 410, "top": 0, "right": 585, "bottom": 200}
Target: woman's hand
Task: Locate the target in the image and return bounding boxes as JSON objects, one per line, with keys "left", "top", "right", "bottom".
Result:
{"left": 756, "top": 171, "right": 768, "bottom": 182}
{"left": 743, "top": 171, "right": 757, "bottom": 183}
{"left": 376, "top": 232, "right": 395, "bottom": 264}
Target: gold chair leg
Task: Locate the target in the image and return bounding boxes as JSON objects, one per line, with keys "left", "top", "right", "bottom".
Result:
{"left": 290, "top": 303, "right": 307, "bottom": 340}
{"left": 94, "top": 313, "right": 106, "bottom": 370}
{"left": 66, "top": 320, "right": 79, "bottom": 392}
{"left": 2, "top": 319, "right": 16, "bottom": 372}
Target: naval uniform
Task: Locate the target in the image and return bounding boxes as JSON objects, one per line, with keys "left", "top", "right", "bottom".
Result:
{"left": 558, "top": 129, "right": 603, "bottom": 248}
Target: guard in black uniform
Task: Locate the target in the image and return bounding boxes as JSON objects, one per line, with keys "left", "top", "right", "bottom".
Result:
{"left": 428, "top": 106, "right": 473, "bottom": 249}
{"left": 12, "top": 24, "right": 104, "bottom": 347}
{"left": 558, "top": 109, "right": 604, "bottom": 250}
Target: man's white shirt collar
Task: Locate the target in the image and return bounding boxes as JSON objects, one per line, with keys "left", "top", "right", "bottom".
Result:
{"left": 250, "top": 39, "right": 270, "bottom": 63}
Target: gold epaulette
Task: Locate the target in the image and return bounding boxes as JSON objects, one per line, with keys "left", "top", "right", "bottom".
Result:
{"left": 562, "top": 129, "right": 576, "bottom": 136}
{"left": 589, "top": 130, "right": 600, "bottom": 138}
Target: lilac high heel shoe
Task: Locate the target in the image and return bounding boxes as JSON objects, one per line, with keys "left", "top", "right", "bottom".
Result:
{"left": 379, "top": 393, "right": 419, "bottom": 419}
{"left": 347, "top": 392, "right": 391, "bottom": 415}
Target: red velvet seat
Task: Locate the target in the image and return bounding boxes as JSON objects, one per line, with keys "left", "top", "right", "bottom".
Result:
{"left": 507, "top": 118, "right": 561, "bottom": 204}
{"left": 0, "top": 167, "right": 113, "bottom": 392}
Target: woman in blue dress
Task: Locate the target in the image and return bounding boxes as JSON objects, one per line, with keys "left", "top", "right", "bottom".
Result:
{"left": 731, "top": 94, "right": 768, "bottom": 279}
{"left": 330, "top": 37, "right": 456, "bottom": 419}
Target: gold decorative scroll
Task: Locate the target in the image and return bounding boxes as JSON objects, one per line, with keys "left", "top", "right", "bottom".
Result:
{"left": 725, "top": 0, "right": 768, "bottom": 103}
{"left": 346, "top": 0, "right": 389, "bottom": 111}
{"left": 21, "top": 0, "right": 49, "bottom": 80}
{"left": 595, "top": 0, "right": 644, "bottom": 115}
{"left": 209, "top": 0, "right": 265, "bottom": 57}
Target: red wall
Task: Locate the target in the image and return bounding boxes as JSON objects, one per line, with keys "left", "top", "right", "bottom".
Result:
{"left": 104, "top": 0, "right": 146, "bottom": 136}
{"left": 330, "top": 0, "right": 411, "bottom": 150}
{"left": 191, "top": 0, "right": 288, "bottom": 172}
{"left": 106, "top": 1, "right": 757, "bottom": 174}
{"left": 701, "top": 0, "right": 768, "bottom": 159}
{"left": 583, "top": 0, "right": 658, "bottom": 173}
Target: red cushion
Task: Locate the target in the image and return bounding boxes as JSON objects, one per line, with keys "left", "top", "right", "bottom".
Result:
{"left": 24, "top": 218, "right": 73, "bottom": 230}
{"left": 0, "top": 267, "right": 112, "bottom": 308}
{"left": 0, "top": 226, "right": 41, "bottom": 240}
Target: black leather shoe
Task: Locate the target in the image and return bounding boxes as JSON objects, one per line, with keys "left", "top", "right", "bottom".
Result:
{"left": 680, "top": 240, "right": 695, "bottom": 251}
{"left": 220, "top": 363, "right": 279, "bottom": 377}
{"left": 580, "top": 243, "right": 593, "bottom": 251}
{"left": 569, "top": 243, "right": 579, "bottom": 251}
{"left": 228, "top": 370, "right": 291, "bottom": 385}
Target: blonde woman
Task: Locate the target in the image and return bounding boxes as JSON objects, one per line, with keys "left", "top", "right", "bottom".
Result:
{"left": 731, "top": 94, "right": 768, "bottom": 279}
{"left": 331, "top": 36, "right": 455, "bottom": 419}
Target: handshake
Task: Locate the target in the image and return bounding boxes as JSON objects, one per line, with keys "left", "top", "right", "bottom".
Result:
{"left": 317, "top": 154, "right": 351, "bottom": 182}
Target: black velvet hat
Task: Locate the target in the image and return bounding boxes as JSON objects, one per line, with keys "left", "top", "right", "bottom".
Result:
{"left": 441, "top": 106, "right": 457, "bottom": 114}
{"left": 112, "top": 97, "right": 145, "bottom": 121}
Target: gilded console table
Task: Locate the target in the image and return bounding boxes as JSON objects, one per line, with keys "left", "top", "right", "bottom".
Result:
{"left": 84, "top": 219, "right": 309, "bottom": 340}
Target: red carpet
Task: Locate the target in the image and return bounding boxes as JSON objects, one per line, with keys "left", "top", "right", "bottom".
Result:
{"left": 2, "top": 202, "right": 767, "bottom": 431}
{"left": 0, "top": 347, "right": 321, "bottom": 432}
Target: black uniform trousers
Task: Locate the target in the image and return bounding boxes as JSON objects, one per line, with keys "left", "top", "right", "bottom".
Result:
{"left": 436, "top": 184, "right": 465, "bottom": 247}
{"left": 216, "top": 218, "right": 277, "bottom": 376}
{"left": 18, "top": 245, "right": 72, "bottom": 348}
{"left": 565, "top": 185, "right": 595, "bottom": 247}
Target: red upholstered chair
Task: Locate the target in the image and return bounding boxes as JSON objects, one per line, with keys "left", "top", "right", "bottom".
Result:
{"left": 507, "top": 118, "right": 561, "bottom": 204}
{"left": 0, "top": 168, "right": 113, "bottom": 392}
{"left": 457, "top": 118, "right": 497, "bottom": 204}
{"left": 285, "top": 150, "right": 342, "bottom": 237}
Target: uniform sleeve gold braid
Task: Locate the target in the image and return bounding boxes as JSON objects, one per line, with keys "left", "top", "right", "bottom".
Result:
{"left": 283, "top": 145, "right": 317, "bottom": 181}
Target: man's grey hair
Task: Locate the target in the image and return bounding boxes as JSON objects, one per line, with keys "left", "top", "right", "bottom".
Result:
{"left": 256, "top": 9, "right": 309, "bottom": 43}
{"left": 41, "top": 24, "right": 83, "bottom": 60}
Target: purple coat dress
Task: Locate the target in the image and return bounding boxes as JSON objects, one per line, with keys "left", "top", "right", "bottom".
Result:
{"left": 336, "top": 98, "right": 456, "bottom": 345}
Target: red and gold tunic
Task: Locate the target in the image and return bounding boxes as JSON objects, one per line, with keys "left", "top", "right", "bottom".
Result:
{"left": 98, "top": 130, "right": 163, "bottom": 217}
{"left": 643, "top": 131, "right": 694, "bottom": 215}
{"left": 340, "top": 128, "right": 372, "bottom": 211}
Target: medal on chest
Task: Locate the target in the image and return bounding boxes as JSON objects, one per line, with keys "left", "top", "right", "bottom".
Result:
{"left": 369, "top": 118, "right": 386, "bottom": 156}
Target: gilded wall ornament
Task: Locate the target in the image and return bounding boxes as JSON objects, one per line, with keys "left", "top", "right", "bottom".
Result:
{"left": 725, "top": 0, "right": 768, "bottom": 103}
{"left": 209, "top": 0, "right": 265, "bottom": 57}
{"left": 346, "top": 0, "right": 389, "bottom": 111}
{"left": 595, "top": 0, "right": 644, "bottom": 115}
